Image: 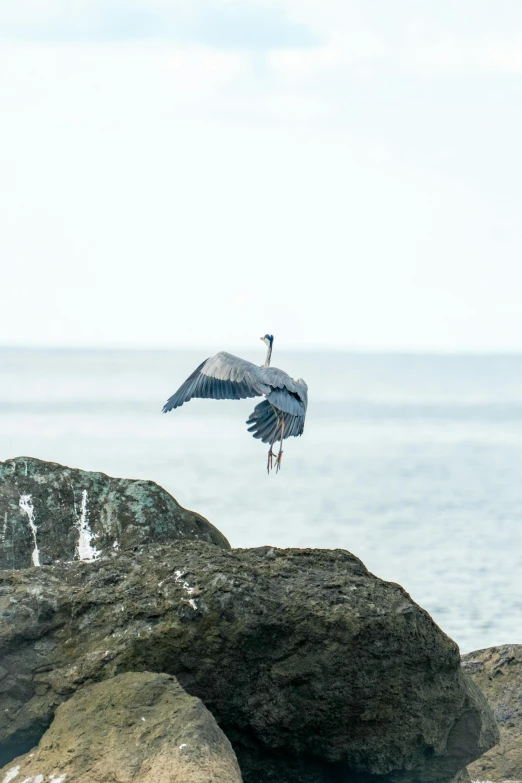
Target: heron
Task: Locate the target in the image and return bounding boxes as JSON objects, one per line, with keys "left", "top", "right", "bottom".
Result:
{"left": 162, "top": 335, "right": 308, "bottom": 473}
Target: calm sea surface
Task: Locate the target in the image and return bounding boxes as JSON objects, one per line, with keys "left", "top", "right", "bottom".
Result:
{"left": 1, "top": 347, "right": 522, "bottom": 653}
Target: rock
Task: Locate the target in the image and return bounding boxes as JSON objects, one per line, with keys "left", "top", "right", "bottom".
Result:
{"left": 450, "top": 772, "right": 471, "bottom": 783}
{"left": 0, "top": 671, "right": 243, "bottom": 782}
{"left": 0, "top": 457, "right": 229, "bottom": 568}
{"left": 0, "top": 541, "right": 498, "bottom": 783}
{"left": 462, "top": 645, "right": 522, "bottom": 783}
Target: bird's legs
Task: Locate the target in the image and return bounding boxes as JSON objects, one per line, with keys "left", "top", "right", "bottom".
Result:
{"left": 276, "top": 419, "right": 285, "bottom": 473}
{"left": 267, "top": 411, "right": 285, "bottom": 474}
{"left": 267, "top": 442, "right": 277, "bottom": 474}
{"left": 267, "top": 408, "right": 281, "bottom": 474}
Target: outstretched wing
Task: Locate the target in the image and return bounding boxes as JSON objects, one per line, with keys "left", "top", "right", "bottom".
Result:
{"left": 246, "top": 376, "right": 308, "bottom": 444}
{"left": 162, "top": 352, "right": 271, "bottom": 413}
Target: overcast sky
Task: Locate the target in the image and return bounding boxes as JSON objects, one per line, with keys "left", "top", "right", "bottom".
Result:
{"left": 1, "top": 1, "right": 521, "bottom": 351}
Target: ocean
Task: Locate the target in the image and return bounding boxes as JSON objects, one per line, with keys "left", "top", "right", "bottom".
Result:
{"left": 1, "top": 347, "right": 521, "bottom": 654}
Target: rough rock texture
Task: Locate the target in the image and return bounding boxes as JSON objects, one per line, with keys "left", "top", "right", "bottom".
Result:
{"left": 0, "top": 541, "right": 498, "bottom": 783}
{"left": 0, "top": 457, "right": 229, "bottom": 568}
{"left": 0, "top": 671, "right": 243, "bottom": 783}
{"left": 451, "top": 772, "right": 471, "bottom": 783}
{"left": 463, "top": 645, "right": 522, "bottom": 783}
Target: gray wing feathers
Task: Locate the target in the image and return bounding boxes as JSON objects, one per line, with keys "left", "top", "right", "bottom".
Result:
{"left": 246, "top": 399, "right": 306, "bottom": 444}
{"left": 163, "top": 351, "right": 309, "bottom": 447}
{"left": 246, "top": 374, "right": 307, "bottom": 443}
{"left": 259, "top": 369, "right": 307, "bottom": 404}
{"left": 162, "top": 352, "right": 269, "bottom": 413}
{"left": 266, "top": 388, "right": 305, "bottom": 416}
{"left": 201, "top": 353, "right": 270, "bottom": 394}
{"left": 162, "top": 358, "right": 208, "bottom": 412}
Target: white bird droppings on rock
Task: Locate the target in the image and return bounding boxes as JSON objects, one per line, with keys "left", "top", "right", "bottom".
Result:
{"left": 2, "top": 766, "right": 20, "bottom": 783}
{"left": 174, "top": 569, "right": 194, "bottom": 595}
{"left": 48, "top": 776, "right": 67, "bottom": 783}
{"left": 20, "top": 775, "right": 44, "bottom": 783}
{"left": 18, "top": 495, "right": 40, "bottom": 567}
{"left": 76, "top": 490, "right": 100, "bottom": 562}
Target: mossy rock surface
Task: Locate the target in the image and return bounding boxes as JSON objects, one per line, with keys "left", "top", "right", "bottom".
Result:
{"left": 0, "top": 541, "right": 498, "bottom": 783}
{"left": 0, "top": 457, "right": 229, "bottom": 569}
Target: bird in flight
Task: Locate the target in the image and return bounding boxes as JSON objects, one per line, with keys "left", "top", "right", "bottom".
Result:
{"left": 162, "top": 335, "right": 308, "bottom": 473}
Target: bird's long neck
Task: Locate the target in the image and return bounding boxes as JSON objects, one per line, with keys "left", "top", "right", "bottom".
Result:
{"left": 264, "top": 343, "right": 272, "bottom": 368}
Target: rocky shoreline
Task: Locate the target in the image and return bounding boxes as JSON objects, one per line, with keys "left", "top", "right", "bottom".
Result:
{"left": 0, "top": 457, "right": 518, "bottom": 783}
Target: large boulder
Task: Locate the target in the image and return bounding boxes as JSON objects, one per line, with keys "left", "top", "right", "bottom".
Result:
{"left": 462, "top": 645, "right": 522, "bottom": 783}
{"left": 0, "top": 541, "right": 498, "bottom": 783}
{"left": 0, "top": 457, "right": 229, "bottom": 568}
{"left": 0, "top": 671, "right": 243, "bottom": 783}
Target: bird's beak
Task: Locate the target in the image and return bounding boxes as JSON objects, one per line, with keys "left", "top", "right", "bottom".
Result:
{"left": 260, "top": 337, "right": 264, "bottom": 342}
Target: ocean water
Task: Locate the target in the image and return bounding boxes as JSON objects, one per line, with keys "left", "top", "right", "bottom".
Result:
{"left": 1, "top": 347, "right": 522, "bottom": 654}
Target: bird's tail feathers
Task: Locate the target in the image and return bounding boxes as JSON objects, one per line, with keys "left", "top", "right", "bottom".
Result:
{"left": 246, "top": 400, "right": 304, "bottom": 444}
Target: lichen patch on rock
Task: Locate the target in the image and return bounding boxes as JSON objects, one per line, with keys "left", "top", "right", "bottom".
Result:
{"left": 0, "top": 457, "right": 229, "bottom": 569}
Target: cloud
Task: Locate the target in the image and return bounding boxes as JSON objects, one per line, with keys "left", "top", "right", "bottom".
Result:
{"left": 276, "top": 0, "right": 522, "bottom": 76}
{"left": 2, "top": 2, "right": 522, "bottom": 350}
{"left": 2, "top": 0, "right": 522, "bottom": 75}
{"left": 188, "top": 2, "right": 318, "bottom": 49}
{"left": 0, "top": 0, "right": 317, "bottom": 48}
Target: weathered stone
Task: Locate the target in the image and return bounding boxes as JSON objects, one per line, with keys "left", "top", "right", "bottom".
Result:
{"left": 0, "top": 457, "right": 229, "bottom": 569}
{"left": 463, "top": 645, "right": 522, "bottom": 783}
{"left": 450, "top": 771, "right": 471, "bottom": 783}
{"left": 0, "top": 542, "right": 498, "bottom": 783}
{"left": 0, "top": 671, "right": 243, "bottom": 783}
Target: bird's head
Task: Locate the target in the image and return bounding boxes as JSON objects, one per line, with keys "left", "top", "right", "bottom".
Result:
{"left": 260, "top": 334, "right": 274, "bottom": 347}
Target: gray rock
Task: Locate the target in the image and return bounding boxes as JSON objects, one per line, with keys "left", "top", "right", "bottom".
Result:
{"left": 0, "top": 541, "right": 498, "bottom": 783}
{"left": 0, "top": 457, "right": 229, "bottom": 569}
{"left": 462, "top": 644, "right": 522, "bottom": 783}
{"left": 0, "top": 671, "right": 243, "bottom": 783}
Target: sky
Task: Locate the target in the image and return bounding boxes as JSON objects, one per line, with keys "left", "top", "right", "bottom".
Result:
{"left": 1, "top": 1, "right": 522, "bottom": 351}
